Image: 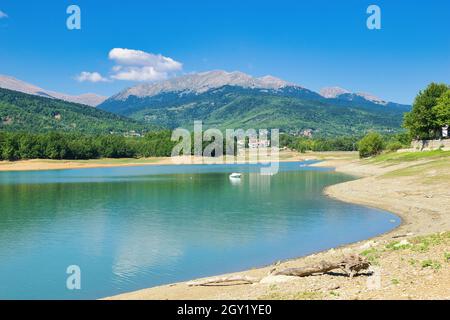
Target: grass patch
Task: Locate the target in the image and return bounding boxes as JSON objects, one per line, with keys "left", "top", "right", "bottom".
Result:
{"left": 391, "top": 278, "right": 400, "bottom": 285}
{"left": 444, "top": 252, "right": 450, "bottom": 262}
{"left": 386, "top": 241, "right": 412, "bottom": 251}
{"left": 329, "top": 291, "right": 340, "bottom": 297}
{"left": 410, "top": 232, "right": 450, "bottom": 252}
{"left": 382, "top": 158, "right": 450, "bottom": 179}
{"left": 387, "top": 232, "right": 450, "bottom": 253}
{"left": 370, "top": 150, "right": 450, "bottom": 164}
{"left": 421, "top": 260, "right": 441, "bottom": 270}
{"left": 360, "top": 248, "right": 381, "bottom": 265}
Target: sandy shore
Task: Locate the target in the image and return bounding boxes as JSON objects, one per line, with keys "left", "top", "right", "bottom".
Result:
{"left": 0, "top": 158, "right": 171, "bottom": 172}
{"left": 105, "top": 151, "right": 450, "bottom": 300}
{"left": 0, "top": 150, "right": 305, "bottom": 172}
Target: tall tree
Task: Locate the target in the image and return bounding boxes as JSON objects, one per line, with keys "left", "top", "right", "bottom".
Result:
{"left": 403, "top": 83, "right": 449, "bottom": 139}
{"left": 433, "top": 89, "right": 450, "bottom": 129}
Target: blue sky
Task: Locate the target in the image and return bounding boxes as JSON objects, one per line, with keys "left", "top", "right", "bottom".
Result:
{"left": 0, "top": 0, "right": 449, "bottom": 104}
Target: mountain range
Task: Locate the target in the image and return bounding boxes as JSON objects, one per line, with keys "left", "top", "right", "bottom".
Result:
{"left": 0, "top": 70, "right": 411, "bottom": 137}
{"left": 98, "top": 70, "right": 410, "bottom": 136}
{"left": 0, "top": 75, "right": 107, "bottom": 107}
{"left": 102, "top": 70, "right": 404, "bottom": 106}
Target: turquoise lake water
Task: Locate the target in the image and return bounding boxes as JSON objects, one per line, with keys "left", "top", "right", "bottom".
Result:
{"left": 0, "top": 161, "right": 400, "bottom": 299}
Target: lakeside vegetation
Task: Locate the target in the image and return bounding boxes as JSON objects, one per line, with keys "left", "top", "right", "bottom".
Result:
{"left": 280, "top": 132, "right": 411, "bottom": 154}
{"left": 0, "top": 131, "right": 177, "bottom": 161}
{"left": 403, "top": 83, "right": 450, "bottom": 140}
{"left": 0, "top": 130, "right": 240, "bottom": 161}
{"left": 357, "top": 83, "right": 449, "bottom": 158}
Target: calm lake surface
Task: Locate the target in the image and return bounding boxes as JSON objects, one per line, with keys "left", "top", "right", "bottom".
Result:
{"left": 0, "top": 161, "right": 400, "bottom": 299}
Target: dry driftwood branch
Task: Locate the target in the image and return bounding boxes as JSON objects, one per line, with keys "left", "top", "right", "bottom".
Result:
{"left": 187, "top": 254, "right": 370, "bottom": 287}
{"left": 187, "top": 275, "right": 261, "bottom": 287}
{"left": 272, "top": 254, "right": 371, "bottom": 279}
{"left": 271, "top": 261, "right": 340, "bottom": 277}
{"left": 339, "top": 254, "right": 371, "bottom": 278}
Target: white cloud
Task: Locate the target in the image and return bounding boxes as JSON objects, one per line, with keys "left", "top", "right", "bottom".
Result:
{"left": 75, "top": 71, "right": 109, "bottom": 83}
{"left": 108, "top": 48, "right": 182, "bottom": 82}
{"left": 0, "top": 10, "right": 8, "bottom": 19}
{"left": 109, "top": 48, "right": 182, "bottom": 71}
{"left": 75, "top": 48, "right": 183, "bottom": 83}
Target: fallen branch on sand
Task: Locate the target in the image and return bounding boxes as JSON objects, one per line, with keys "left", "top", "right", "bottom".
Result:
{"left": 187, "top": 255, "right": 371, "bottom": 287}
{"left": 271, "top": 254, "right": 371, "bottom": 279}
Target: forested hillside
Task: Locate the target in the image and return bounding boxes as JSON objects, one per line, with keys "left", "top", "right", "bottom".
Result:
{"left": 0, "top": 88, "right": 150, "bottom": 135}
{"left": 100, "top": 86, "right": 410, "bottom": 137}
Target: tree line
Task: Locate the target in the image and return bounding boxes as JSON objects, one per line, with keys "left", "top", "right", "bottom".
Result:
{"left": 280, "top": 135, "right": 360, "bottom": 152}
{"left": 281, "top": 133, "right": 411, "bottom": 155}
{"left": 0, "top": 130, "right": 239, "bottom": 161}
{"left": 0, "top": 131, "right": 177, "bottom": 161}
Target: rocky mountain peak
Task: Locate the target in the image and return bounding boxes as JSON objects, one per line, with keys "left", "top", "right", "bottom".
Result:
{"left": 112, "top": 70, "right": 296, "bottom": 101}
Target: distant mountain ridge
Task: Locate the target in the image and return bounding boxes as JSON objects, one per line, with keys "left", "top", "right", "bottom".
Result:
{"left": 0, "top": 75, "right": 107, "bottom": 107}
{"left": 320, "top": 86, "right": 388, "bottom": 105}
{"left": 106, "top": 70, "right": 403, "bottom": 107}
{"left": 110, "top": 70, "right": 296, "bottom": 101}
{"left": 320, "top": 86, "right": 351, "bottom": 99}
{"left": 98, "top": 70, "right": 410, "bottom": 136}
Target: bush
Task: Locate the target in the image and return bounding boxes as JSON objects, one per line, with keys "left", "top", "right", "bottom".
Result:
{"left": 280, "top": 135, "right": 359, "bottom": 153}
{"left": 386, "top": 141, "right": 403, "bottom": 152}
{"left": 358, "top": 132, "right": 385, "bottom": 158}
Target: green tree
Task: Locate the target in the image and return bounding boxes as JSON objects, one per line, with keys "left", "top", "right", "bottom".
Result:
{"left": 433, "top": 89, "right": 450, "bottom": 129}
{"left": 1, "top": 133, "right": 19, "bottom": 161}
{"left": 403, "top": 83, "right": 449, "bottom": 139}
{"left": 358, "top": 132, "right": 384, "bottom": 158}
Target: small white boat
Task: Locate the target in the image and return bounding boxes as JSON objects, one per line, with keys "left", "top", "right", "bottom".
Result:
{"left": 229, "top": 173, "right": 242, "bottom": 179}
